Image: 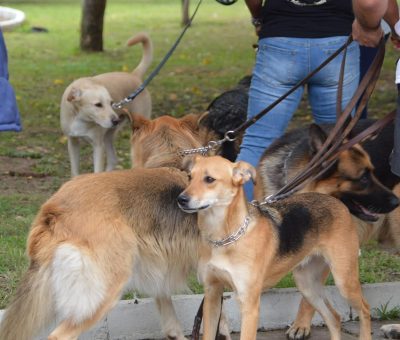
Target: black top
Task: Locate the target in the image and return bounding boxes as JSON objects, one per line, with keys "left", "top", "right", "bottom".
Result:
{"left": 258, "top": 0, "right": 354, "bottom": 39}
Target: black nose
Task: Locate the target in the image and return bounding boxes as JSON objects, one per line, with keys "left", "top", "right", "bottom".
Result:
{"left": 177, "top": 193, "right": 189, "bottom": 207}
{"left": 111, "top": 117, "right": 120, "bottom": 126}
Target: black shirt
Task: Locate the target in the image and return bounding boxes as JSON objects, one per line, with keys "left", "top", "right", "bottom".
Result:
{"left": 258, "top": 0, "right": 354, "bottom": 39}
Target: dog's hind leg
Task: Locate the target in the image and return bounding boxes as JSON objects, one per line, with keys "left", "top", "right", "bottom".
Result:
{"left": 292, "top": 257, "right": 342, "bottom": 340}
{"left": 156, "top": 295, "right": 188, "bottom": 340}
{"left": 329, "top": 259, "right": 371, "bottom": 340}
{"left": 67, "top": 137, "right": 80, "bottom": 177}
{"left": 287, "top": 256, "right": 333, "bottom": 340}
{"left": 104, "top": 128, "right": 119, "bottom": 171}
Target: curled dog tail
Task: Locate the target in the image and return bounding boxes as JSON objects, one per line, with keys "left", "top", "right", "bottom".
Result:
{"left": 127, "top": 32, "right": 153, "bottom": 79}
{"left": 0, "top": 264, "right": 53, "bottom": 340}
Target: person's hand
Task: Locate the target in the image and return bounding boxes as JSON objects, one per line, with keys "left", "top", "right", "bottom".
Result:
{"left": 390, "top": 31, "right": 400, "bottom": 49}
{"left": 352, "top": 19, "right": 384, "bottom": 47}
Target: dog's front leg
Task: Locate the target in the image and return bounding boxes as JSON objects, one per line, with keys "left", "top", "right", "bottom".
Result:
{"left": 203, "top": 283, "right": 224, "bottom": 340}
{"left": 68, "top": 137, "right": 80, "bottom": 177}
{"left": 104, "top": 128, "right": 118, "bottom": 171}
{"left": 92, "top": 141, "right": 105, "bottom": 173}
{"left": 237, "top": 290, "right": 261, "bottom": 340}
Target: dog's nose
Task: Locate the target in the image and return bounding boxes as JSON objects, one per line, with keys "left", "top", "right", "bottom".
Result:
{"left": 177, "top": 193, "right": 190, "bottom": 207}
{"left": 111, "top": 117, "right": 120, "bottom": 126}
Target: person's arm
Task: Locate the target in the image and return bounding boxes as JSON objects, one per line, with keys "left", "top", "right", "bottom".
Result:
{"left": 384, "top": 0, "right": 400, "bottom": 49}
{"left": 245, "top": 0, "right": 263, "bottom": 20}
{"left": 352, "top": 0, "right": 388, "bottom": 47}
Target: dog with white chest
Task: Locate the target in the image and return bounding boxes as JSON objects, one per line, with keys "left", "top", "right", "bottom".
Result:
{"left": 178, "top": 155, "right": 371, "bottom": 340}
{"left": 60, "top": 32, "right": 153, "bottom": 177}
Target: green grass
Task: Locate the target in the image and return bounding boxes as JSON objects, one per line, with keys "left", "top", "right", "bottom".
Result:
{"left": 0, "top": 0, "right": 400, "bottom": 308}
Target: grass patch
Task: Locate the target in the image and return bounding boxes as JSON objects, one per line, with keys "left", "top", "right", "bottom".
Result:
{"left": 0, "top": 0, "right": 399, "bottom": 308}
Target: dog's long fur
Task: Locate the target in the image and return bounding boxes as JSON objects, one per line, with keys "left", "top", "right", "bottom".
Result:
{"left": 255, "top": 120, "right": 400, "bottom": 339}
{"left": 60, "top": 32, "right": 153, "bottom": 177}
{"left": 178, "top": 155, "right": 371, "bottom": 340}
{"left": 0, "top": 167, "right": 198, "bottom": 340}
{"left": 0, "top": 113, "right": 233, "bottom": 340}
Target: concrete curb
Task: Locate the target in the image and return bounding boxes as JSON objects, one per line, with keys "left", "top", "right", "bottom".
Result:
{"left": 1, "top": 282, "right": 399, "bottom": 339}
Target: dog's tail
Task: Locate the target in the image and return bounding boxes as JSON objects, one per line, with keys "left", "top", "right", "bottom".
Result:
{"left": 0, "top": 264, "right": 53, "bottom": 340}
{"left": 127, "top": 32, "right": 153, "bottom": 79}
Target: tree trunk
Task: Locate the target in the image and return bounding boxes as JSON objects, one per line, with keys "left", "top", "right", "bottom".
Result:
{"left": 182, "top": 0, "right": 190, "bottom": 26}
{"left": 80, "top": 0, "right": 107, "bottom": 52}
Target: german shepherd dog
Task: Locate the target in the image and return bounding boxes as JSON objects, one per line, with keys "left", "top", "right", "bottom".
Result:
{"left": 178, "top": 155, "right": 371, "bottom": 340}
{"left": 0, "top": 113, "right": 232, "bottom": 340}
{"left": 255, "top": 119, "right": 400, "bottom": 339}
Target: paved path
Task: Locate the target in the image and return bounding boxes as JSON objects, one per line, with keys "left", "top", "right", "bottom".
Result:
{"left": 230, "top": 320, "right": 399, "bottom": 339}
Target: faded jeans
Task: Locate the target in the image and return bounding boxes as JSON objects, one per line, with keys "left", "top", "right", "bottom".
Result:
{"left": 237, "top": 36, "right": 360, "bottom": 199}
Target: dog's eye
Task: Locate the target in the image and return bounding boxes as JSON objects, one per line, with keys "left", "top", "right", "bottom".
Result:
{"left": 95, "top": 102, "right": 103, "bottom": 108}
{"left": 204, "top": 176, "right": 215, "bottom": 184}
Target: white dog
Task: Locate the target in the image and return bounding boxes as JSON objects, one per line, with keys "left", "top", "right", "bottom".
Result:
{"left": 60, "top": 32, "right": 153, "bottom": 177}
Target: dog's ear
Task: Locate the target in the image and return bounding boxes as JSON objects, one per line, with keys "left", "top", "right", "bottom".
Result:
{"left": 309, "top": 124, "right": 327, "bottom": 155}
{"left": 131, "top": 114, "right": 150, "bottom": 133}
{"left": 197, "top": 111, "right": 209, "bottom": 126}
{"left": 180, "top": 113, "right": 201, "bottom": 132}
{"left": 182, "top": 155, "right": 198, "bottom": 173}
{"left": 232, "top": 161, "right": 256, "bottom": 186}
{"left": 67, "top": 87, "right": 82, "bottom": 102}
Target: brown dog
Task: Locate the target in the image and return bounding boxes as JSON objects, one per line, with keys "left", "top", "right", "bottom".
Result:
{"left": 0, "top": 167, "right": 199, "bottom": 340}
{"left": 0, "top": 114, "right": 235, "bottom": 340}
{"left": 256, "top": 122, "right": 400, "bottom": 339}
{"left": 178, "top": 155, "right": 371, "bottom": 340}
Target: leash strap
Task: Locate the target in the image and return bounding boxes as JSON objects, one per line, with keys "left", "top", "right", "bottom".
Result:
{"left": 191, "top": 296, "right": 223, "bottom": 340}
{"left": 112, "top": 0, "right": 203, "bottom": 109}
{"left": 263, "top": 38, "right": 386, "bottom": 203}
{"left": 227, "top": 35, "right": 353, "bottom": 140}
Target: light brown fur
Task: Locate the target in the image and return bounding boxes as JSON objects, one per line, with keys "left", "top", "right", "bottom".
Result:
{"left": 178, "top": 156, "right": 371, "bottom": 340}
{"left": 0, "top": 114, "right": 232, "bottom": 340}
{"left": 0, "top": 167, "right": 199, "bottom": 340}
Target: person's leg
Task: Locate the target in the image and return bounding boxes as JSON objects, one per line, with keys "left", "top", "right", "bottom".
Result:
{"left": 236, "top": 37, "right": 306, "bottom": 199}
{"left": 358, "top": 45, "right": 377, "bottom": 118}
{"left": 308, "top": 37, "right": 360, "bottom": 124}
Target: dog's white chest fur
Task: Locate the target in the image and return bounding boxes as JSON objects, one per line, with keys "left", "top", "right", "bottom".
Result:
{"left": 207, "top": 252, "right": 251, "bottom": 298}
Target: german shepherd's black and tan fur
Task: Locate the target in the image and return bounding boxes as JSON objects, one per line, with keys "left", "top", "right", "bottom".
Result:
{"left": 256, "top": 119, "right": 400, "bottom": 339}
{"left": 178, "top": 155, "right": 371, "bottom": 340}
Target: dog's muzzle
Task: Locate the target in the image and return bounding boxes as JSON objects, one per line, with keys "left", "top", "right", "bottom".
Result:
{"left": 177, "top": 193, "right": 209, "bottom": 213}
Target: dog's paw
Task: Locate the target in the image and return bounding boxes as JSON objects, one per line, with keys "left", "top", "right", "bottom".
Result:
{"left": 381, "top": 324, "right": 400, "bottom": 339}
{"left": 286, "top": 324, "right": 311, "bottom": 340}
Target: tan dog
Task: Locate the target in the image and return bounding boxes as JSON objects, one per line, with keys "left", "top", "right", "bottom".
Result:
{"left": 0, "top": 114, "right": 233, "bottom": 340}
{"left": 0, "top": 167, "right": 197, "bottom": 340}
{"left": 60, "top": 32, "right": 153, "bottom": 177}
{"left": 177, "top": 155, "right": 371, "bottom": 340}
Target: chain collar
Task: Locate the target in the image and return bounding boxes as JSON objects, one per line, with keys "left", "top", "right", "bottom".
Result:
{"left": 208, "top": 216, "right": 251, "bottom": 247}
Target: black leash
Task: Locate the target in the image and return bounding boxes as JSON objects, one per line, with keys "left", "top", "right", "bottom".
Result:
{"left": 191, "top": 296, "right": 224, "bottom": 340}
{"left": 113, "top": 0, "right": 203, "bottom": 109}
{"left": 180, "top": 35, "right": 355, "bottom": 158}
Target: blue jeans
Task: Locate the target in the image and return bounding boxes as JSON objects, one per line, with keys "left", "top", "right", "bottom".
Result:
{"left": 237, "top": 36, "right": 360, "bottom": 199}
